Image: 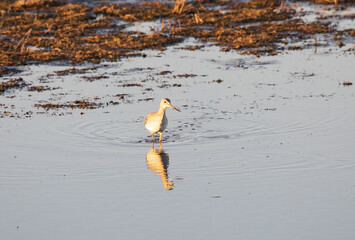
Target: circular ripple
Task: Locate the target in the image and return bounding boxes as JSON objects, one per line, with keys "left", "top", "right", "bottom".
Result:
{"left": 50, "top": 103, "right": 353, "bottom": 152}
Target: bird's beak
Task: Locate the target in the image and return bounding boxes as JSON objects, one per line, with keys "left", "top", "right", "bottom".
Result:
{"left": 169, "top": 103, "right": 181, "bottom": 112}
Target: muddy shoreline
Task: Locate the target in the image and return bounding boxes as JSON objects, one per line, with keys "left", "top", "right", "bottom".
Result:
{"left": 1, "top": 0, "right": 354, "bottom": 66}
{"left": 0, "top": 0, "right": 354, "bottom": 118}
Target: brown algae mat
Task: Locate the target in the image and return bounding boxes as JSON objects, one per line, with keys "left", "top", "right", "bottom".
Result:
{"left": 0, "top": 0, "right": 354, "bottom": 67}
{"left": 0, "top": 77, "right": 27, "bottom": 93}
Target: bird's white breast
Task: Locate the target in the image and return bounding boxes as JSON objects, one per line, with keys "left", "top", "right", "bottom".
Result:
{"left": 145, "top": 113, "right": 168, "bottom": 133}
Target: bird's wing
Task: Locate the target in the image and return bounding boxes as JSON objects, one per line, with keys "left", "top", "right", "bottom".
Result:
{"left": 145, "top": 113, "right": 153, "bottom": 125}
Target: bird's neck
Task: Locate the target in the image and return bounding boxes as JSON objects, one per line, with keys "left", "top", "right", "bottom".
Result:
{"left": 158, "top": 106, "right": 167, "bottom": 115}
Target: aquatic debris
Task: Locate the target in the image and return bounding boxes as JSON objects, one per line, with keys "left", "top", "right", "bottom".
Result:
{"left": 157, "top": 83, "right": 182, "bottom": 88}
{"left": 11, "top": 0, "right": 60, "bottom": 8}
{"left": 121, "top": 83, "right": 142, "bottom": 87}
{"left": 0, "top": 67, "right": 22, "bottom": 77}
{"left": 35, "top": 100, "right": 101, "bottom": 110}
{"left": 173, "top": 74, "right": 197, "bottom": 78}
{"left": 172, "top": 0, "right": 186, "bottom": 15}
{"left": 159, "top": 70, "right": 173, "bottom": 75}
{"left": 138, "top": 97, "right": 154, "bottom": 102}
{"left": 114, "top": 93, "right": 131, "bottom": 99}
{"left": 81, "top": 75, "right": 109, "bottom": 82}
{"left": 34, "top": 99, "right": 120, "bottom": 110}
{"left": 341, "top": 81, "right": 352, "bottom": 86}
{"left": 54, "top": 67, "right": 98, "bottom": 76}
{"left": 0, "top": 78, "right": 27, "bottom": 94}
{"left": 27, "top": 85, "right": 50, "bottom": 92}
{"left": 288, "top": 46, "right": 303, "bottom": 50}
{"left": 296, "top": 0, "right": 353, "bottom": 5}
{"left": 175, "top": 45, "right": 204, "bottom": 51}
{"left": 93, "top": 2, "right": 172, "bottom": 21}
{"left": 211, "top": 196, "right": 221, "bottom": 198}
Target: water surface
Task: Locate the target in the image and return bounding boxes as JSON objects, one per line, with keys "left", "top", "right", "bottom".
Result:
{"left": 1, "top": 7, "right": 355, "bottom": 240}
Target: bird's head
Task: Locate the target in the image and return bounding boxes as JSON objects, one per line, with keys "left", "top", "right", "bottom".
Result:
{"left": 160, "top": 98, "right": 181, "bottom": 112}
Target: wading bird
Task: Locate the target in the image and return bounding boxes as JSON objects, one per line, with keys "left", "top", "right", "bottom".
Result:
{"left": 145, "top": 98, "right": 180, "bottom": 143}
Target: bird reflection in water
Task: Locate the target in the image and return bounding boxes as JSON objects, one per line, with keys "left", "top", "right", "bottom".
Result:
{"left": 146, "top": 143, "right": 174, "bottom": 191}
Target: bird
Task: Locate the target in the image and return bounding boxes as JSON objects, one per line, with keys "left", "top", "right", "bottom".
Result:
{"left": 145, "top": 98, "right": 180, "bottom": 143}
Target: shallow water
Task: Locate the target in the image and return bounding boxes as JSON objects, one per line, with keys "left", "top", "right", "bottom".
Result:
{"left": 1, "top": 6, "right": 355, "bottom": 240}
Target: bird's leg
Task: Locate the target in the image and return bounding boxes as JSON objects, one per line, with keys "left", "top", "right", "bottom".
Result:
{"left": 151, "top": 134, "right": 155, "bottom": 143}
{"left": 159, "top": 132, "right": 162, "bottom": 143}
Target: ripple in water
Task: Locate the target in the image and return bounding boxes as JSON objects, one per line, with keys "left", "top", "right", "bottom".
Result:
{"left": 49, "top": 102, "right": 352, "bottom": 155}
